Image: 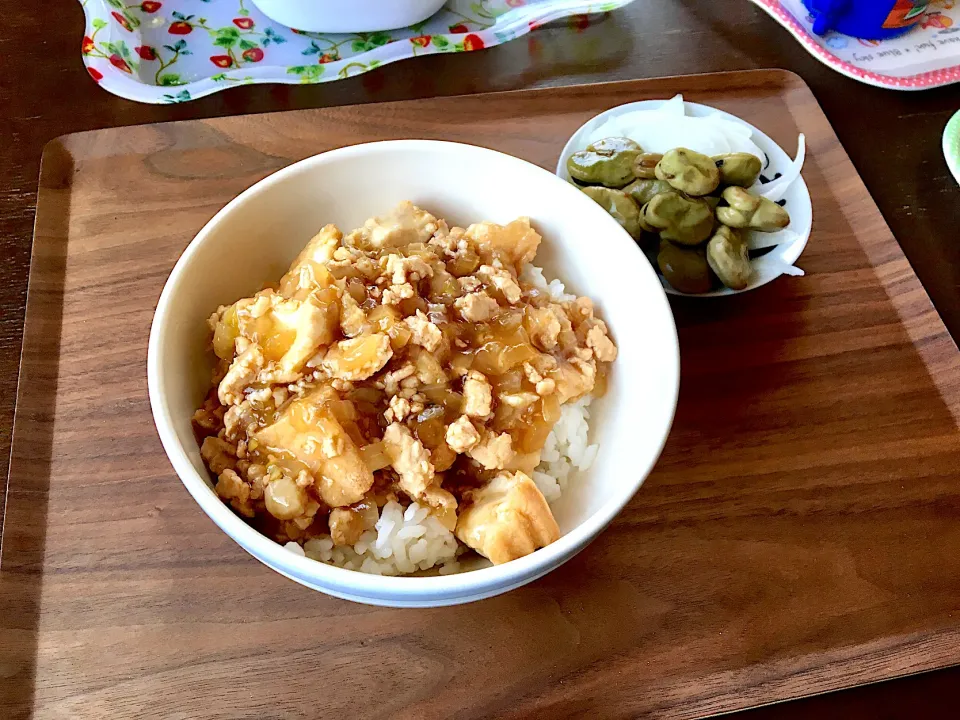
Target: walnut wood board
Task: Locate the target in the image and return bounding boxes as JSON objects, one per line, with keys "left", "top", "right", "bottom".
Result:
{"left": 5, "top": 70, "right": 960, "bottom": 719}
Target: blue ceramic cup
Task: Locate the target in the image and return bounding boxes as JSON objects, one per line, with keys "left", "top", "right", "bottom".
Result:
{"left": 803, "top": 0, "right": 929, "bottom": 40}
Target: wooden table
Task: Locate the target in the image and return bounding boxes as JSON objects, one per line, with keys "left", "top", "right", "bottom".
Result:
{"left": 3, "top": 2, "right": 959, "bottom": 717}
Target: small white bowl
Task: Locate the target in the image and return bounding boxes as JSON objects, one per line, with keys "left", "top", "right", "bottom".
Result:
{"left": 556, "top": 99, "right": 813, "bottom": 297}
{"left": 249, "top": 0, "right": 447, "bottom": 33}
{"left": 148, "top": 140, "right": 680, "bottom": 607}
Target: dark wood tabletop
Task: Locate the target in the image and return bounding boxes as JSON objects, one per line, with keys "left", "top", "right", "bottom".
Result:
{"left": 3, "top": 1, "right": 959, "bottom": 717}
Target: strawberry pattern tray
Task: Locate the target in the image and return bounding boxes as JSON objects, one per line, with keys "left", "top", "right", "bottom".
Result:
{"left": 749, "top": 0, "right": 960, "bottom": 89}
{"left": 78, "top": 0, "right": 634, "bottom": 103}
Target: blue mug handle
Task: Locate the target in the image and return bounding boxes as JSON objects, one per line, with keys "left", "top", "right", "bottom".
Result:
{"left": 806, "top": 0, "right": 847, "bottom": 35}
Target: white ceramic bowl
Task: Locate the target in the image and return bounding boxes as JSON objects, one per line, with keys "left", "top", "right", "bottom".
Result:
{"left": 557, "top": 99, "right": 813, "bottom": 297}
{"left": 249, "top": 0, "right": 448, "bottom": 33}
{"left": 148, "top": 140, "right": 680, "bottom": 607}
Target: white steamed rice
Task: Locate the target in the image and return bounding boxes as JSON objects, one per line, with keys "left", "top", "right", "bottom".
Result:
{"left": 283, "top": 266, "right": 601, "bottom": 576}
{"left": 532, "top": 396, "right": 598, "bottom": 504}
{"left": 286, "top": 501, "right": 461, "bottom": 576}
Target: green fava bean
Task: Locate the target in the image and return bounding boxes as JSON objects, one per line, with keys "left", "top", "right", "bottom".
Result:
{"left": 623, "top": 178, "right": 673, "bottom": 206}
{"left": 566, "top": 136, "right": 641, "bottom": 188}
{"left": 641, "top": 191, "right": 715, "bottom": 246}
{"left": 713, "top": 152, "right": 763, "bottom": 188}
{"left": 633, "top": 152, "right": 663, "bottom": 180}
{"left": 655, "top": 147, "right": 721, "bottom": 196}
{"left": 581, "top": 186, "right": 642, "bottom": 239}
{"left": 716, "top": 186, "right": 790, "bottom": 232}
{"left": 706, "top": 225, "right": 752, "bottom": 290}
{"left": 657, "top": 241, "right": 713, "bottom": 294}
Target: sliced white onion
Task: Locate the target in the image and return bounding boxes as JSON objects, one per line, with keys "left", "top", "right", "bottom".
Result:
{"left": 706, "top": 113, "right": 754, "bottom": 139}
{"left": 755, "top": 133, "right": 806, "bottom": 203}
{"left": 587, "top": 99, "right": 765, "bottom": 158}
{"left": 753, "top": 254, "right": 805, "bottom": 277}
{"left": 778, "top": 264, "right": 805, "bottom": 277}
{"left": 660, "top": 93, "right": 686, "bottom": 116}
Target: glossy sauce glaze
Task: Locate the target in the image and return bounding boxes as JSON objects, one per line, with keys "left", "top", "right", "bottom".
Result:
{"left": 193, "top": 203, "right": 616, "bottom": 568}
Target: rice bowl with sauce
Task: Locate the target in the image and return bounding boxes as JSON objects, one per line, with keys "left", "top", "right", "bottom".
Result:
{"left": 194, "top": 202, "right": 616, "bottom": 577}
{"left": 148, "top": 140, "right": 680, "bottom": 606}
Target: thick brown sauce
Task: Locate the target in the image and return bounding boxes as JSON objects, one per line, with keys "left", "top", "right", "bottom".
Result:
{"left": 195, "top": 214, "right": 612, "bottom": 548}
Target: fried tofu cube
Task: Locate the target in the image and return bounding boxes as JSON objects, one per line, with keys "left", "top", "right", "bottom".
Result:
{"left": 218, "top": 345, "right": 264, "bottom": 406}
{"left": 455, "top": 471, "right": 560, "bottom": 564}
{"left": 321, "top": 332, "right": 393, "bottom": 381}
{"left": 284, "top": 225, "right": 342, "bottom": 277}
{"left": 270, "top": 294, "right": 340, "bottom": 373}
{"left": 465, "top": 217, "right": 542, "bottom": 269}
{"left": 255, "top": 388, "right": 374, "bottom": 507}
{"left": 347, "top": 202, "right": 439, "bottom": 249}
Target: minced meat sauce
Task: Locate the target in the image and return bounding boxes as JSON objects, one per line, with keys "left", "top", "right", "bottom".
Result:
{"left": 193, "top": 202, "right": 617, "bottom": 565}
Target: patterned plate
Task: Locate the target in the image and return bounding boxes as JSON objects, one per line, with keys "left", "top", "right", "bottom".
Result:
{"left": 78, "top": 0, "right": 634, "bottom": 103}
{"left": 749, "top": 0, "right": 960, "bottom": 90}
{"left": 945, "top": 110, "right": 960, "bottom": 185}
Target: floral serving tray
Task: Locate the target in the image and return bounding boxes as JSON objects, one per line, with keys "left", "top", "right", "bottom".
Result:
{"left": 79, "top": 0, "right": 634, "bottom": 103}
{"left": 749, "top": 0, "right": 960, "bottom": 89}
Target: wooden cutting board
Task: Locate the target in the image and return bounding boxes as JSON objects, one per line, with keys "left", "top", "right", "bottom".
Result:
{"left": 5, "top": 70, "right": 960, "bottom": 719}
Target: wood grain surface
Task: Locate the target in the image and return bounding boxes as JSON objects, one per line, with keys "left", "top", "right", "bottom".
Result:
{"left": 3, "top": 70, "right": 960, "bottom": 719}
{"left": 5, "top": 4, "right": 960, "bottom": 713}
